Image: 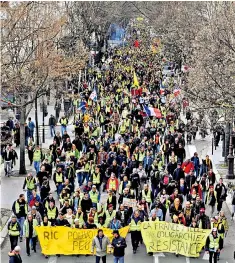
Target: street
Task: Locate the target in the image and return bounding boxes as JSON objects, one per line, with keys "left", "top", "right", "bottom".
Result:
{"left": 1, "top": 136, "right": 235, "bottom": 263}
{"left": 1, "top": 4, "right": 235, "bottom": 263}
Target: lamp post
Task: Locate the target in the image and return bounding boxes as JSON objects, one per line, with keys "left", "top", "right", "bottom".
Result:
{"left": 226, "top": 135, "right": 234, "bottom": 179}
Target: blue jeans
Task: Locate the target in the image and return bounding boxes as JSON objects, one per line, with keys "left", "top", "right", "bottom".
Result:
{"left": 57, "top": 183, "right": 63, "bottom": 196}
{"left": 61, "top": 125, "right": 67, "bottom": 136}
{"left": 83, "top": 172, "right": 89, "bottom": 184}
{"left": 17, "top": 217, "right": 25, "bottom": 237}
{"left": 114, "top": 256, "right": 124, "bottom": 263}
{"left": 77, "top": 172, "right": 84, "bottom": 186}
{"left": 50, "top": 125, "right": 55, "bottom": 137}
{"left": 34, "top": 161, "right": 40, "bottom": 174}
{"left": 25, "top": 136, "right": 29, "bottom": 147}
{"left": 27, "top": 190, "right": 33, "bottom": 203}
{"left": 29, "top": 129, "right": 34, "bottom": 139}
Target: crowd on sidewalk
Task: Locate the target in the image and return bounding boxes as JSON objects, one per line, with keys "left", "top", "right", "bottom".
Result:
{"left": 5, "top": 23, "right": 235, "bottom": 263}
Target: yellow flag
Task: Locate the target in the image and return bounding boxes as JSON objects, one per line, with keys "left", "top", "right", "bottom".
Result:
{"left": 133, "top": 71, "right": 139, "bottom": 87}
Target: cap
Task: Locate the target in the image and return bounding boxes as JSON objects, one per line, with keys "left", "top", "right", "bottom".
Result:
{"left": 12, "top": 215, "right": 17, "bottom": 219}
{"left": 92, "top": 185, "right": 96, "bottom": 188}
{"left": 74, "top": 219, "right": 79, "bottom": 223}
{"left": 200, "top": 208, "right": 205, "bottom": 212}
{"left": 212, "top": 228, "right": 217, "bottom": 232}
{"left": 108, "top": 204, "right": 113, "bottom": 208}
{"left": 14, "top": 246, "right": 21, "bottom": 252}
{"left": 112, "top": 230, "right": 119, "bottom": 235}
{"left": 32, "top": 206, "right": 36, "bottom": 209}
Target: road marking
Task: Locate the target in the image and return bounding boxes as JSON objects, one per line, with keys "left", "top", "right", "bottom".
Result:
{"left": 202, "top": 252, "right": 209, "bottom": 260}
{"left": 153, "top": 253, "right": 165, "bottom": 263}
{"left": 186, "top": 257, "right": 190, "bottom": 263}
{"left": 48, "top": 256, "right": 57, "bottom": 263}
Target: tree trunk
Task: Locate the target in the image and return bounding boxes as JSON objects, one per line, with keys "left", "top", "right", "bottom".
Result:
{"left": 19, "top": 107, "right": 27, "bottom": 175}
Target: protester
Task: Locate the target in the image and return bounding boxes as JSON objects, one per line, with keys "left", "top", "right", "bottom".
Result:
{"left": 91, "top": 229, "right": 111, "bottom": 263}
{"left": 8, "top": 246, "right": 22, "bottom": 263}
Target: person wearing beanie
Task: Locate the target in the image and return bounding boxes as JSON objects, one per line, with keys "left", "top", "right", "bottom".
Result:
{"left": 8, "top": 246, "right": 22, "bottom": 263}
{"left": 111, "top": 230, "right": 127, "bottom": 263}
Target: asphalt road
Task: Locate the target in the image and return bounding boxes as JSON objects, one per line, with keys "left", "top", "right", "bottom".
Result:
{"left": 1, "top": 135, "right": 235, "bottom": 263}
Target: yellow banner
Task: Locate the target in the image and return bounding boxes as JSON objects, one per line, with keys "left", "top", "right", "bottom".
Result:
{"left": 141, "top": 221, "right": 210, "bottom": 257}
{"left": 36, "top": 226, "right": 129, "bottom": 255}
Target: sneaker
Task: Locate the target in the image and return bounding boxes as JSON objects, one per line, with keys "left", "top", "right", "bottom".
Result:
{"left": 27, "top": 254, "right": 30, "bottom": 256}
{"left": 133, "top": 250, "right": 136, "bottom": 254}
{"left": 45, "top": 256, "right": 48, "bottom": 259}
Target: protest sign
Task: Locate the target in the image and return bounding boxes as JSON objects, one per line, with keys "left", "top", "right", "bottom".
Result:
{"left": 35, "top": 226, "right": 129, "bottom": 255}
{"left": 122, "top": 198, "right": 136, "bottom": 207}
{"left": 141, "top": 221, "right": 210, "bottom": 257}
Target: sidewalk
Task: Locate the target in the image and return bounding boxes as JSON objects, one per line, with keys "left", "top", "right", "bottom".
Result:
{"left": 206, "top": 138, "right": 235, "bottom": 215}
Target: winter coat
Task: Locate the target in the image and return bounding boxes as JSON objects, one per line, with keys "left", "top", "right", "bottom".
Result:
{"left": 91, "top": 235, "right": 110, "bottom": 257}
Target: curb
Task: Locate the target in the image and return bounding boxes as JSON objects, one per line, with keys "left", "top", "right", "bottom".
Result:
{"left": 0, "top": 215, "right": 12, "bottom": 248}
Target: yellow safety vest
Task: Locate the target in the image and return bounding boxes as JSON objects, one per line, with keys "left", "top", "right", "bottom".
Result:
{"left": 26, "top": 178, "right": 35, "bottom": 190}
{"left": 89, "top": 191, "right": 99, "bottom": 203}
{"left": 97, "top": 203, "right": 105, "bottom": 218}
{"left": 142, "top": 190, "right": 152, "bottom": 203}
{"left": 119, "top": 125, "right": 126, "bottom": 133}
{"left": 129, "top": 219, "right": 141, "bottom": 231}
{"left": 109, "top": 180, "right": 117, "bottom": 191}
{"left": 9, "top": 223, "right": 20, "bottom": 236}
{"left": 138, "top": 152, "right": 145, "bottom": 162}
{"left": 47, "top": 207, "right": 57, "bottom": 219}
{"left": 105, "top": 210, "right": 116, "bottom": 225}
{"left": 56, "top": 173, "right": 63, "bottom": 183}
{"left": 61, "top": 119, "right": 67, "bottom": 125}
{"left": 119, "top": 181, "right": 131, "bottom": 194}
{"left": 33, "top": 150, "right": 41, "bottom": 162}
{"left": 23, "top": 219, "right": 38, "bottom": 238}
{"left": 92, "top": 173, "right": 100, "bottom": 184}
{"left": 209, "top": 234, "right": 220, "bottom": 250}
{"left": 15, "top": 201, "right": 28, "bottom": 214}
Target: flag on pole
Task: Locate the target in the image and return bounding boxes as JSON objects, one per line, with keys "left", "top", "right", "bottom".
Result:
{"left": 89, "top": 88, "right": 97, "bottom": 102}
{"left": 144, "top": 105, "right": 162, "bottom": 118}
{"left": 78, "top": 101, "right": 87, "bottom": 113}
{"left": 133, "top": 71, "right": 139, "bottom": 87}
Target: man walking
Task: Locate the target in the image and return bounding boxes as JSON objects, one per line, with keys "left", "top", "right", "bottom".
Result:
{"left": 23, "top": 214, "right": 38, "bottom": 256}
{"left": 111, "top": 230, "right": 127, "bottom": 263}
{"left": 49, "top": 114, "right": 56, "bottom": 137}
{"left": 91, "top": 229, "right": 111, "bottom": 263}
{"left": 205, "top": 228, "right": 223, "bottom": 263}
{"left": 59, "top": 115, "right": 68, "bottom": 136}
{"left": 33, "top": 145, "right": 42, "bottom": 174}
{"left": 12, "top": 194, "right": 28, "bottom": 242}
{"left": 28, "top": 117, "right": 35, "bottom": 141}
{"left": 7, "top": 216, "right": 21, "bottom": 251}
{"left": 22, "top": 173, "right": 36, "bottom": 203}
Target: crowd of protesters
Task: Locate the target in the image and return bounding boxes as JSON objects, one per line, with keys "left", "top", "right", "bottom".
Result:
{"left": 6, "top": 21, "right": 235, "bottom": 263}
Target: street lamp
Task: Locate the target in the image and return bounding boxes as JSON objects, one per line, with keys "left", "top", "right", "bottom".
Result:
{"left": 226, "top": 135, "right": 235, "bottom": 179}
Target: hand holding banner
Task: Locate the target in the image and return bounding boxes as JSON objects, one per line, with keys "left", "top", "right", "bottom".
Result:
{"left": 141, "top": 221, "right": 210, "bottom": 257}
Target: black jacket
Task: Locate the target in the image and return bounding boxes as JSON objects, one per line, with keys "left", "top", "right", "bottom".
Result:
{"left": 9, "top": 253, "right": 22, "bottom": 263}
{"left": 111, "top": 236, "right": 127, "bottom": 257}
{"left": 205, "top": 233, "right": 223, "bottom": 251}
